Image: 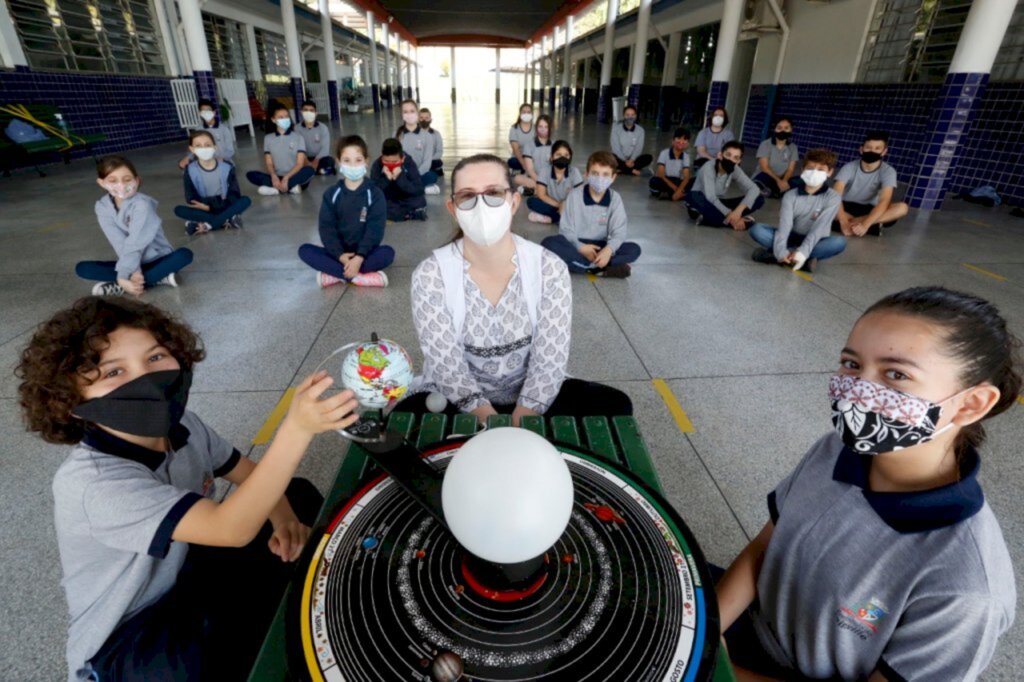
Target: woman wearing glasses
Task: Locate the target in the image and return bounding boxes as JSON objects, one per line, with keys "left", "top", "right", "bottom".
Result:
{"left": 402, "top": 153, "right": 633, "bottom": 423}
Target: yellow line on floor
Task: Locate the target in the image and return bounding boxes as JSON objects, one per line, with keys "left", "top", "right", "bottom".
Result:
{"left": 793, "top": 270, "right": 813, "bottom": 282}
{"left": 37, "top": 220, "right": 71, "bottom": 233}
{"left": 253, "top": 388, "right": 296, "bottom": 445}
{"left": 962, "top": 263, "right": 1007, "bottom": 282}
{"left": 586, "top": 273, "right": 598, "bottom": 283}
{"left": 1017, "top": 395, "right": 1024, "bottom": 406}
{"left": 652, "top": 379, "right": 695, "bottom": 433}
{"left": 963, "top": 218, "right": 991, "bottom": 228}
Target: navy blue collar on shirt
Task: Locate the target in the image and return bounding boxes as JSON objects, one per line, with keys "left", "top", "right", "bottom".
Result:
{"left": 669, "top": 147, "right": 685, "bottom": 160}
{"left": 81, "top": 423, "right": 191, "bottom": 471}
{"left": 832, "top": 445, "right": 985, "bottom": 533}
{"left": 534, "top": 137, "right": 550, "bottom": 147}
{"left": 583, "top": 187, "right": 612, "bottom": 207}
{"left": 622, "top": 122, "right": 635, "bottom": 131}
{"left": 274, "top": 128, "right": 294, "bottom": 136}
{"left": 303, "top": 121, "right": 320, "bottom": 129}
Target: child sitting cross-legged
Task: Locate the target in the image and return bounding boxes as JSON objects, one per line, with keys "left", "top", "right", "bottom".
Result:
{"left": 173, "top": 130, "right": 251, "bottom": 235}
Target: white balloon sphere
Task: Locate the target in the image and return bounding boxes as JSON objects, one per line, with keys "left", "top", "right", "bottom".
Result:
{"left": 442, "top": 427, "right": 574, "bottom": 565}
{"left": 426, "top": 392, "right": 448, "bottom": 414}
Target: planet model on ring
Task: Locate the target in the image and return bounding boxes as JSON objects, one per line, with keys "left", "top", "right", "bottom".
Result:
{"left": 431, "top": 650, "right": 464, "bottom": 681}
{"left": 441, "top": 427, "right": 575, "bottom": 565}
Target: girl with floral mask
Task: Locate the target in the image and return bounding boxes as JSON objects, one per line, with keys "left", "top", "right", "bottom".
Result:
{"left": 173, "top": 129, "right": 252, "bottom": 235}
{"left": 402, "top": 154, "right": 633, "bottom": 426}
{"left": 715, "top": 286, "right": 1020, "bottom": 682}
{"left": 76, "top": 155, "right": 194, "bottom": 297}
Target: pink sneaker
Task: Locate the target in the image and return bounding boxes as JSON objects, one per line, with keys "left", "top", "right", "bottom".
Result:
{"left": 317, "top": 271, "right": 345, "bottom": 288}
{"left": 351, "top": 271, "right": 389, "bottom": 287}
{"left": 528, "top": 211, "right": 553, "bottom": 224}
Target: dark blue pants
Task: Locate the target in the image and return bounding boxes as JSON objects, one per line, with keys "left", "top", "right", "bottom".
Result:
{"left": 614, "top": 154, "right": 653, "bottom": 174}
{"left": 421, "top": 170, "right": 439, "bottom": 185}
{"left": 749, "top": 223, "right": 847, "bottom": 261}
{"left": 751, "top": 172, "right": 803, "bottom": 197}
{"left": 315, "top": 156, "right": 336, "bottom": 174}
{"left": 684, "top": 191, "right": 765, "bottom": 227}
{"left": 246, "top": 167, "right": 315, "bottom": 190}
{"left": 297, "top": 243, "right": 395, "bottom": 280}
{"left": 430, "top": 159, "right": 444, "bottom": 175}
{"left": 540, "top": 235, "right": 641, "bottom": 274}
{"left": 526, "top": 196, "right": 562, "bottom": 223}
{"left": 75, "top": 249, "right": 194, "bottom": 285}
{"left": 173, "top": 197, "right": 251, "bottom": 229}
{"left": 87, "top": 479, "right": 323, "bottom": 682}
{"left": 508, "top": 157, "right": 524, "bottom": 173}
{"left": 648, "top": 176, "right": 692, "bottom": 195}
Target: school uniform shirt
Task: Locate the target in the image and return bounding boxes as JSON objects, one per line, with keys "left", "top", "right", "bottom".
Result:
{"left": 694, "top": 126, "right": 735, "bottom": 159}
{"left": 198, "top": 121, "right": 235, "bottom": 163}
{"left": 559, "top": 186, "right": 628, "bottom": 253}
{"left": 295, "top": 121, "right": 331, "bottom": 161}
{"left": 610, "top": 122, "right": 645, "bottom": 161}
{"left": 537, "top": 165, "right": 584, "bottom": 203}
{"left": 318, "top": 177, "right": 387, "bottom": 258}
{"left": 53, "top": 412, "right": 240, "bottom": 681}
{"left": 183, "top": 160, "right": 241, "bottom": 212}
{"left": 508, "top": 123, "right": 534, "bottom": 154}
{"left": 411, "top": 242, "right": 571, "bottom": 412}
{"left": 752, "top": 432, "right": 1014, "bottom": 682}
{"left": 756, "top": 138, "right": 799, "bottom": 177}
{"left": 523, "top": 137, "right": 553, "bottom": 174}
{"left": 93, "top": 192, "right": 174, "bottom": 280}
{"left": 691, "top": 160, "right": 761, "bottom": 216}
{"left": 835, "top": 160, "right": 899, "bottom": 205}
{"left": 427, "top": 128, "right": 444, "bottom": 160}
{"left": 263, "top": 129, "right": 306, "bottom": 176}
{"left": 771, "top": 186, "right": 841, "bottom": 261}
{"left": 398, "top": 126, "right": 436, "bottom": 176}
{"left": 656, "top": 147, "right": 691, "bottom": 178}
{"left": 370, "top": 156, "right": 426, "bottom": 214}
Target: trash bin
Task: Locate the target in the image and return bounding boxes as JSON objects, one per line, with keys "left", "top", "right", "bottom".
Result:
{"left": 612, "top": 96, "right": 626, "bottom": 122}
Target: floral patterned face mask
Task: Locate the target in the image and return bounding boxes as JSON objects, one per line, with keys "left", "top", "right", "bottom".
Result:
{"left": 829, "top": 375, "right": 963, "bottom": 455}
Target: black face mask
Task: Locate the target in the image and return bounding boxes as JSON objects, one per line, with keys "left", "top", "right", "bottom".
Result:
{"left": 719, "top": 158, "right": 737, "bottom": 173}
{"left": 73, "top": 369, "right": 192, "bottom": 438}
{"left": 774, "top": 131, "right": 791, "bottom": 142}
{"left": 419, "top": 120, "right": 431, "bottom": 129}
{"left": 551, "top": 157, "right": 571, "bottom": 170}
{"left": 861, "top": 151, "right": 883, "bottom": 164}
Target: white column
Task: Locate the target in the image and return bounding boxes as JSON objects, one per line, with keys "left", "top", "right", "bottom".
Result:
{"left": 319, "top": 0, "right": 337, "bottom": 83}
{"left": 495, "top": 47, "right": 502, "bottom": 102}
{"left": 562, "top": 16, "right": 573, "bottom": 88}
{"left": 949, "top": 0, "right": 1017, "bottom": 73}
{"left": 367, "top": 12, "right": 379, "bottom": 105}
{"left": 710, "top": 0, "right": 744, "bottom": 82}
{"left": 280, "top": 0, "right": 303, "bottom": 80}
{"left": 382, "top": 22, "right": 391, "bottom": 104}
{"left": 414, "top": 46, "right": 420, "bottom": 98}
{"left": 245, "top": 24, "right": 262, "bottom": 81}
{"left": 662, "top": 31, "right": 681, "bottom": 87}
{"left": 177, "top": 0, "right": 212, "bottom": 72}
{"left": 396, "top": 38, "right": 405, "bottom": 97}
{"left": 631, "top": 0, "right": 652, "bottom": 85}
{"left": 150, "top": 0, "right": 179, "bottom": 75}
{"left": 599, "top": 0, "right": 619, "bottom": 88}
{"left": 450, "top": 45, "right": 457, "bottom": 102}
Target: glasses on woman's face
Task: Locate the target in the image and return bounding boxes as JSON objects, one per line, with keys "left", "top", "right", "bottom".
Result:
{"left": 452, "top": 187, "right": 510, "bottom": 211}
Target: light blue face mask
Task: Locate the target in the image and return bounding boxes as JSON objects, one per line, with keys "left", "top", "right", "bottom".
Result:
{"left": 341, "top": 164, "right": 367, "bottom": 181}
{"left": 275, "top": 117, "right": 292, "bottom": 131}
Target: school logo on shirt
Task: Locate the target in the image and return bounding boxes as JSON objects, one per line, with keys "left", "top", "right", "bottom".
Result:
{"left": 598, "top": 211, "right": 609, "bottom": 225}
{"left": 201, "top": 473, "right": 215, "bottom": 497}
{"left": 835, "top": 596, "right": 890, "bottom": 640}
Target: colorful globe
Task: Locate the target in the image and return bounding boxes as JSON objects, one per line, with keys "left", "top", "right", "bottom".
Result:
{"left": 338, "top": 338, "right": 414, "bottom": 409}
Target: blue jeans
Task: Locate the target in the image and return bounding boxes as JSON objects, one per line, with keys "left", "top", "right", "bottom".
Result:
{"left": 246, "top": 167, "right": 315, "bottom": 189}
{"left": 173, "top": 196, "right": 251, "bottom": 229}
{"left": 751, "top": 172, "right": 803, "bottom": 197}
{"left": 684, "top": 191, "right": 765, "bottom": 227}
{"left": 540, "top": 235, "right": 641, "bottom": 274}
{"left": 749, "top": 223, "right": 847, "bottom": 260}
{"left": 297, "top": 244, "right": 395, "bottom": 280}
{"left": 75, "top": 248, "right": 194, "bottom": 285}
{"left": 526, "top": 196, "right": 562, "bottom": 223}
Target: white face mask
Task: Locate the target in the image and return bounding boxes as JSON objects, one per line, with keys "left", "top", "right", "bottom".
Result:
{"left": 302, "top": 111, "right": 317, "bottom": 123}
{"left": 457, "top": 198, "right": 512, "bottom": 247}
{"left": 199, "top": 110, "right": 215, "bottom": 122}
{"left": 520, "top": 113, "right": 533, "bottom": 123}
{"left": 403, "top": 112, "right": 419, "bottom": 125}
{"left": 193, "top": 147, "right": 216, "bottom": 161}
{"left": 800, "top": 168, "right": 829, "bottom": 188}
{"left": 711, "top": 115, "right": 725, "bottom": 127}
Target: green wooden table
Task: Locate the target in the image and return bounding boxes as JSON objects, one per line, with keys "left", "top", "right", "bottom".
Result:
{"left": 250, "top": 413, "right": 736, "bottom": 681}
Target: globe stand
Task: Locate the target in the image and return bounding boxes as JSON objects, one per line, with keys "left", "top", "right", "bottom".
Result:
{"left": 337, "top": 413, "right": 388, "bottom": 444}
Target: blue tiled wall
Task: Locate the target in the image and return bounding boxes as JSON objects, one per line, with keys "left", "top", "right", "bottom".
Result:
{"left": 0, "top": 68, "right": 185, "bottom": 163}
{"left": 742, "top": 81, "right": 1024, "bottom": 207}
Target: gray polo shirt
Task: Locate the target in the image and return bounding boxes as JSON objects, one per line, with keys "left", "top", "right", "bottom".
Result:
{"left": 93, "top": 193, "right": 174, "bottom": 280}
{"left": 428, "top": 128, "right": 443, "bottom": 160}
{"left": 694, "top": 126, "right": 735, "bottom": 158}
{"left": 835, "top": 160, "right": 898, "bottom": 205}
{"left": 295, "top": 121, "right": 331, "bottom": 160}
{"left": 691, "top": 160, "right": 761, "bottom": 215}
{"left": 756, "top": 138, "right": 799, "bottom": 176}
{"left": 524, "top": 137, "right": 553, "bottom": 176}
{"left": 53, "top": 412, "right": 240, "bottom": 680}
{"left": 771, "top": 186, "right": 841, "bottom": 260}
{"left": 508, "top": 123, "right": 534, "bottom": 154}
{"left": 559, "top": 185, "right": 628, "bottom": 252}
{"left": 399, "top": 126, "right": 435, "bottom": 176}
{"left": 263, "top": 129, "right": 306, "bottom": 176}
{"left": 195, "top": 122, "right": 235, "bottom": 163}
{"left": 537, "top": 165, "right": 583, "bottom": 203}
{"left": 656, "top": 147, "right": 691, "bottom": 178}
{"left": 750, "top": 432, "right": 1014, "bottom": 681}
{"left": 610, "top": 122, "right": 645, "bottom": 161}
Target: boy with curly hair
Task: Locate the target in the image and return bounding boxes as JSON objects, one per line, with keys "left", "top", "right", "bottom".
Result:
{"left": 17, "top": 296, "right": 358, "bottom": 681}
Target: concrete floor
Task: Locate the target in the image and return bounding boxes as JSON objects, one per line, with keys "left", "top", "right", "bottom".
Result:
{"left": 1, "top": 101, "right": 1022, "bottom": 680}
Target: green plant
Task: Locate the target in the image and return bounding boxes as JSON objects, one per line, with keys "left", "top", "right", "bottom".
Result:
{"left": 342, "top": 87, "right": 362, "bottom": 104}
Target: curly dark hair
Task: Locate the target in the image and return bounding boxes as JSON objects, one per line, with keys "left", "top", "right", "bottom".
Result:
{"left": 16, "top": 296, "right": 205, "bottom": 445}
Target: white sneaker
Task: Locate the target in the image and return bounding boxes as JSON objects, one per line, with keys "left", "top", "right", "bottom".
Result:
{"left": 350, "top": 271, "right": 389, "bottom": 287}
{"left": 92, "top": 282, "right": 125, "bottom": 296}
{"left": 289, "top": 184, "right": 303, "bottom": 194}
{"left": 528, "top": 211, "right": 553, "bottom": 224}
{"left": 157, "top": 273, "right": 178, "bottom": 287}
{"left": 424, "top": 184, "right": 441, "bottom": 195}
{"left": 317, "top": 271, "right": 345, "bottom": 288}
{"left": 258, "top": 185, "right": 279, "bottom": 196}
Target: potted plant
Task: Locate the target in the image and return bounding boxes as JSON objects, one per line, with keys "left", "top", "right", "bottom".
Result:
{"left": 343, "top": 87, "right": 362, "bottom": 113}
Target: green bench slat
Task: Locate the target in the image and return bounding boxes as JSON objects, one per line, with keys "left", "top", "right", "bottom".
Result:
{"left": 486, "top": 414, "right": 512, "bottom": 429}
{"left": 451, "top": 413, "right": 479, "bottom": 436}
{"left": 386, "top": 411, "right": 415, "bottom": 438}
{"left": 550, "top": 415, "right": 581, "bottom": 446}
{"left": 613, "top": 416, "right": 663, "bottom": 494}
{"left": 416, "top": 413, "right": 448, "bottom": 449}
{"left": 582, "top": 416, "right": 622, "bottom": 465}
{"left": 519, "top": 415, "right": 546, "bottom": 437}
